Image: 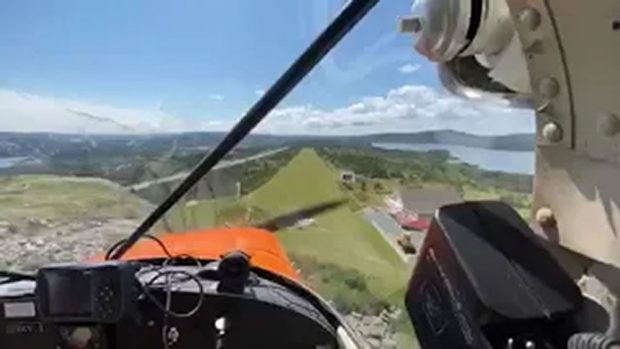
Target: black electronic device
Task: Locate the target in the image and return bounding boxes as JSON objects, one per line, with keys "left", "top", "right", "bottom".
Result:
{"left": 0, "top": 297, "right": 58, "bottom": 349}
{"left": 405, "top": 201, "right": 583, "bottom": 348}
{"left": 35, "top": 262, "right": 138, "bottom": 324}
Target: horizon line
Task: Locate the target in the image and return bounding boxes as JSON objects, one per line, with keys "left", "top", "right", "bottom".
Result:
{"left": 0, "top": 129, "right": 535, "bottom": 138}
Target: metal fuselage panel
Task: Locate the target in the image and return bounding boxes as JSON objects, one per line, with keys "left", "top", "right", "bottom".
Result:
{"left": 526, "top": 0, "right": 620, "bottom": 269}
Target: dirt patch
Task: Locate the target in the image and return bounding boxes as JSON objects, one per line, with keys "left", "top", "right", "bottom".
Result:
{"left": 0, "top": 218, "right": 143, "bottom": 272}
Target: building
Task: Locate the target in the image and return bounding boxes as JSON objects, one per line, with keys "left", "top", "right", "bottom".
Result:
{"left": 340, "top": 171, "right": 356, "bottom": 184}
{"left": 391, "top": 187, "right": 462, "bottom": 231}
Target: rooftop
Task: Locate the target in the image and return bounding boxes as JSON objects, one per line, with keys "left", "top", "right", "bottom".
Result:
{"left": 400, "top": 187, "right": 462, "bottom": 215}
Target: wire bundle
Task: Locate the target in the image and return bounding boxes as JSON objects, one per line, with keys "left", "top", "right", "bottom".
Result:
{"left": 140, "top": 269, "right": 205, "bottom": 349}
{"left": 107, "top": 235, "right": 206, "bottom": 348}
{"left": 104, "top": 234, "right": 173, "bottom": 261}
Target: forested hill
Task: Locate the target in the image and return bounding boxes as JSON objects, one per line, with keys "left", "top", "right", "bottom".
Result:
{"left": 352, "top": 130, "right": 535, "bottom": 151}
{"left": 0, "top": 130, "right": 534, "bottom": 158}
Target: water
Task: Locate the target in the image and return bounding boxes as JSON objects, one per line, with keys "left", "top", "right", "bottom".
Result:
{"left": 373, "top": 143, "right": 535, "bottom": 175}
{"left": 0, "top": 157, "right": 39, "bottom": 169}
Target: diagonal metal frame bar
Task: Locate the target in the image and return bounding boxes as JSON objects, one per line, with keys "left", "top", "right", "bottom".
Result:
{"left": 110, "top": 0, "right": 380, "bottom": 259}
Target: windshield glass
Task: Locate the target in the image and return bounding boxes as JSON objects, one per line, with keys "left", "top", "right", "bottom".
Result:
{"left": 0, "top": 1, "right": 535, "bottom": 348}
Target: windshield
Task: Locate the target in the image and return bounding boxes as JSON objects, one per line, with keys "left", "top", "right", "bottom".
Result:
{"left": 0, "top": 1, "right": 535, "bottom": 348}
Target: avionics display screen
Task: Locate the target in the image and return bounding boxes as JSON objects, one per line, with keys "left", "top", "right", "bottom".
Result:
{"left": 44, "top": 270, "right": 92, "bottom": 316}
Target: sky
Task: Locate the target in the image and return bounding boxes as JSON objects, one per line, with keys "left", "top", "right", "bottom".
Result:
{"left": 0, "top": 0, "right": 535, "bottom": 135}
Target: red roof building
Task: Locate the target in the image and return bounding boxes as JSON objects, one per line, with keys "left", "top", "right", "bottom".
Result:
{"left": 389, "top": 187, "right": 462, "bottom": 232}
{"left": 393, "top": 211, "right": 431, "bottom": 231}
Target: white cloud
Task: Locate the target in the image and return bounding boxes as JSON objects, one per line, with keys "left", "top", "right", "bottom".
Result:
{"left": 255, "top": 89, "right": 266, "bottom": 97}
{"left": 0, "top": 89, "right": 227, "bottom": 134}
{"left": 257, "top": 85, "right": 534, "bottom": 135}
{"left": 399, "top": 64, "right": 421, "bottom": 74}
{"left": 209, "top": 94, "right": 224, "bottom": 101}
{"left": 0, "top": 85, "right": 534, "bottom": 135}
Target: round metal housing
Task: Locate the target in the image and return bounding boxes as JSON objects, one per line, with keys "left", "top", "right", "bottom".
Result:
{"left": 412, "top": 0, "right": 476, "bottom": 61}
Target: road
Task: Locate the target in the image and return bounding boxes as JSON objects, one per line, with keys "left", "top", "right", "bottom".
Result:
{"left": 128, "top": 147, "right": 288, "bottom": 192}
{"left": 363, "top": 209, "right": 403, "bottom": 239}
{"left": 363, "top": 208, "right": 409, "bottom": 263}
{"left": 362, "top": 208, "right": 425, "bottom": 266}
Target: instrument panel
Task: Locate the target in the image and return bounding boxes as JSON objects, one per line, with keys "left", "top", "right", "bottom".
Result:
{"left": 0, "top": 265, "right": 338, "bottom": 349}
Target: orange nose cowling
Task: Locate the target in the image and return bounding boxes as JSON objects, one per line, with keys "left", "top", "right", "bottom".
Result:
{"left": 101, "top": 228, "right": 300, "bottom": 282}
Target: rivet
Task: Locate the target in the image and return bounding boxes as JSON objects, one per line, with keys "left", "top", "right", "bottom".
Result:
{"left": 597, "top": 113, "right": 620, "bottom": 138}
{"left": 520, "top": 8, "right": 542, "bottom": 31}
{"left": 536, "top": 207, "right": 556, "bottom": 227}
{"left": 539, "top": 78, "right": 560, "bottom": 98}
{"left": 542, "top": 122, "right": 563, "bottom": 143}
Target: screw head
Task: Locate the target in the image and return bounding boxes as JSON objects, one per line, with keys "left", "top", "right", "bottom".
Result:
{"left": 536, "top": 207, "right": 556, "bottom": 227}
{"left": 519, "top": 7, "right": 541, "bottom": 31}
{"left": 542, "top": 122, "right": 563, "bottom": 143}
{"left": 539, "top": 78, "right": 560, "bottom": 98}
{"left": 520, "top": 8, "right": 542, "bottom": 31}
{"left": 598, "top": 113, "right": 620, "bottom": 138}
{"left": 167, "top": 327, "right": 180, "bottom": 344}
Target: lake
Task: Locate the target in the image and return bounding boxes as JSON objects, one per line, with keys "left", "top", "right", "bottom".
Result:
{"left": 0, "top": 157, "right": 41, "bottom": 169}
{"left": 373, "top": 143, "right": 535, "bottom": 175}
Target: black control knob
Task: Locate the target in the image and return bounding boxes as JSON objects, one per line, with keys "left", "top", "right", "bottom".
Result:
{"left": 217, "top": 251, "right": 251, "bottom": 294}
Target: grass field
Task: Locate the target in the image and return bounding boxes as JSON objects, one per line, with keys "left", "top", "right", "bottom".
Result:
{"left": 0, "top": 175, "right": 149, "bottom": 228}
{"left": 161, "top": 198, "right": 226, "bottom": 232}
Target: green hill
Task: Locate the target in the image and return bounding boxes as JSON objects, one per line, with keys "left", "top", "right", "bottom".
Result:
{"left": 165, "top": 149, "right": 408, "bottom": 305}
{"left": 0, "top": 175, "right": 150, "bottom": 228}
{"left": 165, "top": 148, "right": 416, "bottom": 347}
{"left": 244, "top": 149, "right": 407, "bottom": 303}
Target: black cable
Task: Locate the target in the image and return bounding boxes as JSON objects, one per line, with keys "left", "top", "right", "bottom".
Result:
{"left": 162, "top": 254, "right": 203, "bottom": 268}
{"left": 162, "top": 283, "right": 172, "bottom": 349}
{"left": 143, "top": 269, "right": 203, "bottom": 349}
{"left": 162, "top": 273, "right": 173, "bottom": 349}
{"left": 140, "top": 269, "right": 205, "bottom": 318}
{"left": 109, "top": 0, "right": 380, "bottom": 260}
{"left": 0, "top": 271, "right": 35, "bottom": 283}
{"left": 105, "top": 234, "right": 173, "bottom": 260}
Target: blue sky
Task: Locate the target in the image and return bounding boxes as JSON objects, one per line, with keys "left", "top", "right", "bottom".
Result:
{"left": 0, "top": 0, "right": 533, "bottom": 135}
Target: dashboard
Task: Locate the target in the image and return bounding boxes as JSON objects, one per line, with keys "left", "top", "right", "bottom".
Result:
{"left": 0, "top": 262, "right": 338, "bottom": 349}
